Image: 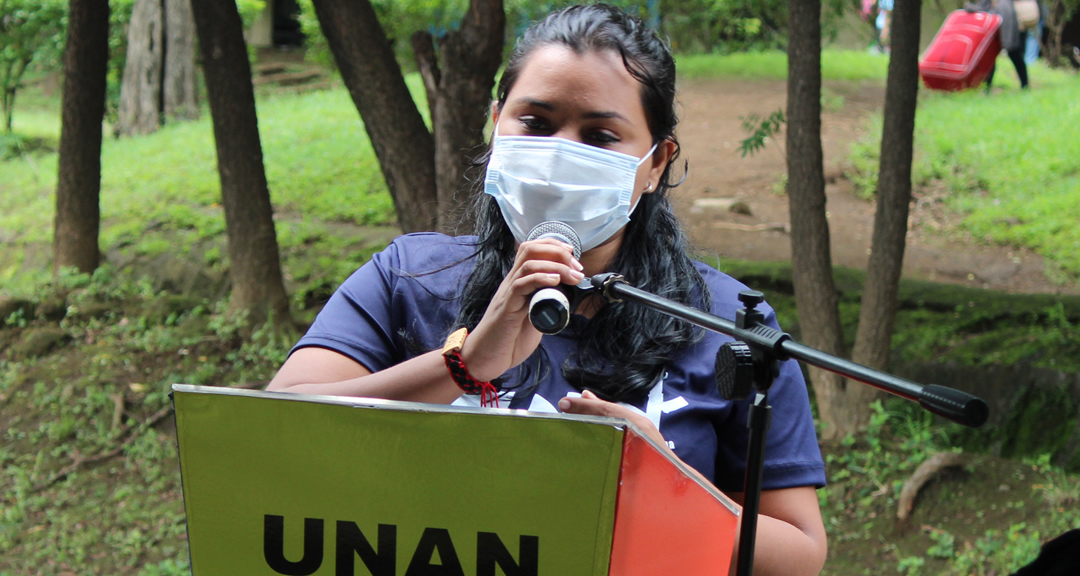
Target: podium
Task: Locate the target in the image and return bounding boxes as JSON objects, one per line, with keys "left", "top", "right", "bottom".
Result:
{"left": 172, "top": 385, "right": 739, "bottom": 575}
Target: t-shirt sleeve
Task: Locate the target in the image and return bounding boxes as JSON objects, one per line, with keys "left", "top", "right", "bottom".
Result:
{"left": 711, "top": 301, "right": 826, "bottom": 492}
{"left": 290, "top": 242, "right": 404, "bottom": 373}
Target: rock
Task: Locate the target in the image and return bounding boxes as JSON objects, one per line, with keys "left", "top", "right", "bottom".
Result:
{"left": 691, "top": 198, "right": 753, "bottom": 216}
{"left": 8, "top": 327, "right": 71, "bottom": 360}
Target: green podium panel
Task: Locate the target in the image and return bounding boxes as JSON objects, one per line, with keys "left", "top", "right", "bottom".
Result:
{"left": 173, "top": 386, "right": 626, "bottom": 576}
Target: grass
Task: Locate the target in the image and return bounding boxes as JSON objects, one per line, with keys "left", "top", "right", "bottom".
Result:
{"left": 0, "top": 80, "right": 418, "bottom": 301}
{"left": 678, "top": 49, "right": 891, "bottom": 81}
{"left": 819, "top": 399, "right": 1079, "bottom": 576}
{"left": 844, "top": 59, "right": 1080, "bottom": 281}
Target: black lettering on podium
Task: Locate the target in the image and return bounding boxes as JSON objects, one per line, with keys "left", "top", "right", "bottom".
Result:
{"left": 405, "top": 528, "right": 465, "bottom": 576}
{"left": 264, "top": 515, "right": 324, "bottom": 575}
{"left": 477, "top": 533, "right": 538, "bottom": 576}
{"left": 336, "top": 521, "right": 396, "bottom": 576}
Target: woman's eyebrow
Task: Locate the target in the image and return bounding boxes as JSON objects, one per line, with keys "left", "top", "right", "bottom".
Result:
{"left": 510, "top": 97, "right": 629, "bottom": 123}
{"left": 512, "top": 97, "right": 556, "bottom": 111}
{"left": 582, "top": 110, "right": 630, "bottom": 123}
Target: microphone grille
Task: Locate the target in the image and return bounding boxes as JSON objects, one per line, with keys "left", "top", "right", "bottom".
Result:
{"left": 526, "top": 221, "right": 582, "bottom": 260}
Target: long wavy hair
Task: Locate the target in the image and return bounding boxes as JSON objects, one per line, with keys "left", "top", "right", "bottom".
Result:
{"left": 451, "top": 3, "right": 708, "bottom": 404}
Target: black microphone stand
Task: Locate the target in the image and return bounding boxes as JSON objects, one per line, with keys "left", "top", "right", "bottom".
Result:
{"left": 589, "top": 273, "right": 988, "bottom": 576}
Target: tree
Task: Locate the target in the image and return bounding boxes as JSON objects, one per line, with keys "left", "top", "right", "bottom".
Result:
{"left": 53, "top": 0, "right": 110, "bottom": 275}
{"left": 784, "top": 0, "right": 923, "bottom": 439}
{"left": 785, "top": 0, "right": 853, "bottom": 441}
{"left": 116, "top": 0, "right": 198, "bottom": 136}
{"left": 189, "top": 0, "right": 291, "bottom": 327}
{"left": 309, "top": 0, "right": 505, "bottom": 233}
{"left": 0, "top": 0, "right": 66, "bottom": 133}
{"left": 411, "top": 0, "right": 505, "bottom": 228}
{"left": 851, "top": 0, "right": 922, "bottom": 373}
{"left": 1043, "top": 0, "right": 1080, "bottom": 67}
{"left": 116, "top": 0, "right": 162, "bottom": 135}
{"left": 162, "top": 0, "right": 198, "bottom": 120}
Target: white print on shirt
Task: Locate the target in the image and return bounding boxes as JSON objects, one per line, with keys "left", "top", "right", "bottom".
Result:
{"left": 451, "top": 371, "right": 689, "bottom": 448}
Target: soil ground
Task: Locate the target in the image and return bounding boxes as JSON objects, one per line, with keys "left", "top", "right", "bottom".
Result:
{"left": 672, "top": 77, "right": 1080, "bottom": 296}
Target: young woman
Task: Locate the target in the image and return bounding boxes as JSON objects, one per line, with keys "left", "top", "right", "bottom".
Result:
{"left": 269, "top": 4, "right": 827, "bottom": 574}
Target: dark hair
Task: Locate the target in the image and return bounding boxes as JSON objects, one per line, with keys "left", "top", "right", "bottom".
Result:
{"left": 453, "top": 3, "right": 708, "bottom": 404}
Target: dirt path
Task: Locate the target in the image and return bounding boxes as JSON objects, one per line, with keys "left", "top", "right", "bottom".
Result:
{"left": 673, "top": 77, "right": 1080, "bottom": 295}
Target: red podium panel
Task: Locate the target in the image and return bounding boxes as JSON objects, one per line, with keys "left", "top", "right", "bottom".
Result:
{"left": 919, "top": 10, "right": 1002, "bottom": 91}
{"left": 610, "top": 430, "right": 738, "bottom": 575}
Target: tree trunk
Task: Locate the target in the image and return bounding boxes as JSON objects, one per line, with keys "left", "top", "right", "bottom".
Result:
{"left": 163, "top": 0, "right": 199, "bottom": 121}
{"left": 1044, "top": 0, "right": 1080, "bottom": 68}
{"left": 310, "top": 0, "right": 439, "bottom": 233}
{"left": 54, "top": 0, "right": 110, "bottom": 275}
{"left": 786, "top": 0, "right": 853, "bottom": 440}
{"left": 190, "top": 0, "right": 292, "bottom": 327}
{"left": 852, "top": 1, "right": 922, "bottom": 373}
{"left": 412, "top": 0, "right": 505, "bottom": 231}
{"left": 117, "top": 0, "right": 163, "bottom": 136}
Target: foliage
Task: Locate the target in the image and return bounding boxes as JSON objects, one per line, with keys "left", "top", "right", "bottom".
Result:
{"left": 0, "top": 0, "right": 66, "bottom": 133}
{"left": 1043, "top": 0, "right": 1080, "bottom": 68}
{"left": 737, "top": 108, "right": 785, "bottom": 157}
{"left": 657, "top": 0, "right": 852, "bottom": 54}
{"left": 818, "top": 397, "right": 1079, "bottom": 576}
{"left": 660, "top": 0, "right": 787, "bottom": 53}
{"left": 844, "top": 61, "right": 1080, "bottom": 280}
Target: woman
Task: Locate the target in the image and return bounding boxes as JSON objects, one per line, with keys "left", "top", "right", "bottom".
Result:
{"left": 269, "top": 4, "right": 827, "bottom": 574}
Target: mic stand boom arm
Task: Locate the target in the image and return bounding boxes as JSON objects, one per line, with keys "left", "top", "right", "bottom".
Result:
{"left": 589, "top": 273, "right": 988, "bottom": 576}
{"left": 590, "top": 273, "right": 989, "bottom": 427}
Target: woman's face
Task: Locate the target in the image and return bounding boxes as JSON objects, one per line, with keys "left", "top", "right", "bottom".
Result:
{"left": 494, "top": 44, "right": 673, "bottom": 209}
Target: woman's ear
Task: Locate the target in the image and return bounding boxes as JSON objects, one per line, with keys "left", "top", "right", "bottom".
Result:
{"left": 647, "top": 139, "right": 676, "bottom": 185}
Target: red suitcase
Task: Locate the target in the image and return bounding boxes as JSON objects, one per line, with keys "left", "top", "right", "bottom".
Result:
{"left": 919, "top": 10, "right": 1002, "bottom": 91}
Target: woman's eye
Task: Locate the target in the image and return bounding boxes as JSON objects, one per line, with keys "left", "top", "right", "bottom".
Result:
{"left": 588, "top": 131, "right": 620, "bottom": 145}
{"left": 519, "top": 116, "right": 549, "bottom": 132}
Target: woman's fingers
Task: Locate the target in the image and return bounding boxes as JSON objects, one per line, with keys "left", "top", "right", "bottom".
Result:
{"left": 461, "top": 238, "right": 584, "bottom": 381}
{"left": 559, "top": 391, "right": 669, "bottom": 448}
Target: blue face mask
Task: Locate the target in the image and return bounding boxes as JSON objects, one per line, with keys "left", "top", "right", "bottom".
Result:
{"left": 484, "top": 135, "right": 657, "bottom": 252}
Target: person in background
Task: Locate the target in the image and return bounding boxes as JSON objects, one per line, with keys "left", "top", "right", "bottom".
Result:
{"left": 876, "top": 0, "right": 894, "bottom": 52}
{"left": 969, "top": 0, "right": 1030, "bottom": 89}
{"left": 1023, "top": 0, "right": 1048, "bottom": 64}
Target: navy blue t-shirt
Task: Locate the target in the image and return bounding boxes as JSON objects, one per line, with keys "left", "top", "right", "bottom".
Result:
{"left": 293, "top": 233, "right": 825, "bottom": 492}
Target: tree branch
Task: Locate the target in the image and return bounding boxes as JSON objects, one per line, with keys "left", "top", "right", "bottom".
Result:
{"left": 410, "top": 30, "right": 440, "bottom": 120}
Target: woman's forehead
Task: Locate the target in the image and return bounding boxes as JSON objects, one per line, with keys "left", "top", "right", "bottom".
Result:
{"left": 507, "top": 44, "right": 646, "bottom": 121}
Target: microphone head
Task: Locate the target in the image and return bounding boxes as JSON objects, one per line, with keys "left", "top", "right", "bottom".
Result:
{"left": 526, "top": 221, "right": 581, "bottom": 260}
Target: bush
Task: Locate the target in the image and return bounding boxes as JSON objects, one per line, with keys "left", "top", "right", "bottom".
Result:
{"left": 0, "top": 0, "right": 66, "bottom": 132}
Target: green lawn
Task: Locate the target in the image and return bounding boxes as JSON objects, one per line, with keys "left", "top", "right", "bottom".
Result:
{"left": 678, "top": 49, "right": 891, "bottom": 81}
{"left": 846, "top": 59, "right": 1080, "bottom": 280}
{"left": 0, "top": 79, "right": 424, "bottom": 298}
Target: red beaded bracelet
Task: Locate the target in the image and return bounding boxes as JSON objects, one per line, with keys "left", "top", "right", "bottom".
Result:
{"left": 442, "top": 328, "right": 499, "bottom": 407}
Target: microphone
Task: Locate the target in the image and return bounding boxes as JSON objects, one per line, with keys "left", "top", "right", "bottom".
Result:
{"left": 526, "top": 222, "right": 585, "bottom": 335}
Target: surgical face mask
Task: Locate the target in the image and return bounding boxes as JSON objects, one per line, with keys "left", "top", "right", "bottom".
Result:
{"left": 484, "top": 133, "right": 658, "bottom": 252}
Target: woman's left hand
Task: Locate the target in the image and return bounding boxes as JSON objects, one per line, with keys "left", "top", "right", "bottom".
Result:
{"left": 558, "top": 390, "right": 668, "bottom": 448}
